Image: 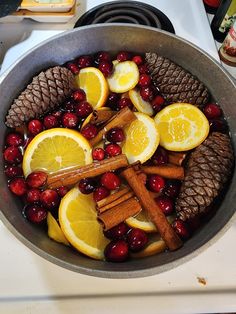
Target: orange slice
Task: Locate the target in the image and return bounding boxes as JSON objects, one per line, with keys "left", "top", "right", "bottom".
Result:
{"left": 129, "top": 88, "right": 154, "bottom": 116}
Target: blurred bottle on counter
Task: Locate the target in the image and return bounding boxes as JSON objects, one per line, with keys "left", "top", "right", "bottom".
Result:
{"left": 203, "top": 0, "right": 221, "bottom": 14}
{"left": 219, "top": 19, "right": 236, "bottom": 66}
{"left": 211, "top": 0, "right": 236, "bottom": 42}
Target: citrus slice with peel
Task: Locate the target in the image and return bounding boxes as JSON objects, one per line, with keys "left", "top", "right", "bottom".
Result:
{"left": 122, "top": 112, "right": 159, "bottom": 164}
{"left": 154, "top": 103, "right": 209, "bottom": 151}
{"left": 75, "top": 67, "right": 109, "bottom": 109}
{"left": 129, "top": 88, "right": 154, "bottom": 116}
{"left": 130, "top": 233, "right": 166, "bottom": 258}
{"left": 47, "top": 212, "right": 70, "bottom": 246}
{"left": 59, "top": 187, "right": 109, "bottom": 260}
{"left": 23, "top": 128, "right": 92, "bottom": 177}
{"left": 107, "top": 61, "right": 139, "bottom": 93}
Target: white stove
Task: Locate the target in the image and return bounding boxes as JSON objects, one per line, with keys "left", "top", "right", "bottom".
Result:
{"left": 1, "top": 1, "right": 236, "bottom": 313}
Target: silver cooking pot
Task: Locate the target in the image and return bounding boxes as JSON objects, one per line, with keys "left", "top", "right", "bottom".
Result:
{"left": 0, "top": 24, "right": 235, "bottom": 278}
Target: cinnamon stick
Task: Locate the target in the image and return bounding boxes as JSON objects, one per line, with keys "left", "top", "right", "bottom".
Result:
{"left": 96, "top": 186, "right": 130, "bottom": 208}
{"left": 142, "top": 164, "right": 184, "bottom": 180}
{"left": 47, "top": 154, "right": 128, "bottom": 189}
{"left": 121, "top": 166, "right": 183, "bottom": 251}
{"left": 97, "top": 190, "right": 134, "bottom": 214}
{"left": 90, "top": 109, "right": 116, "bottom": 126}
{"left": 90, "top": 107, "right": 137, "bottom": 146}
{"left": 168, "top": 152, "right": 187, "bottom": 166}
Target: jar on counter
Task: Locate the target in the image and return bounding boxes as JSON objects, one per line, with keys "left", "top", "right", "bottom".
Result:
{"left": 219, "top": 20, "right": 236, "bottom": 66}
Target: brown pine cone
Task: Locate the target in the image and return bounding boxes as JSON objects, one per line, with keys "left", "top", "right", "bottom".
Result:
{"left": 5, "top": 66, "right": 76, "bottom": 128}
{"left": 145, "top": 52, "right": 209, "bottom": 107}
{"left": 175, "top": 132, "right": 234, "bottom": 221}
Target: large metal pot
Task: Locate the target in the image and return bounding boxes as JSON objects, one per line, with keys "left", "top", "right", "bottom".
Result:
{"left": 0, "top": 24, "right": 235, "bottom": 278}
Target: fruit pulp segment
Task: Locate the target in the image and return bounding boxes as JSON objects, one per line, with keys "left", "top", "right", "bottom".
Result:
{"left": 66, "top": 195, "right": 96, "bottom": 222}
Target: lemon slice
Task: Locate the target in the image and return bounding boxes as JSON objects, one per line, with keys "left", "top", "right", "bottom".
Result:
{"left": 47, "top": 212, "right": 70, "bottom": 246}
{"left": 130, "top": 233, "right": 166, "bottom": 258}
{"left": 76, "top": 67, "right": 109, "bottom": 109}
{"left": 107, "top": 61, "right": 139, "bottom": 93}
{"left": 23, "top": 128, "right": 92, "bottom": 177}
{"left": 129, "top": 88, "right": 154, "bottom": 116}
{"left": 59, "top": 188, "right": 109, "bottom": 260}
{"left": 122, "top": 112, "right": 159, "bottom": 164}
{"left": 154, "top": 103, "right": 209, "bottom": 151}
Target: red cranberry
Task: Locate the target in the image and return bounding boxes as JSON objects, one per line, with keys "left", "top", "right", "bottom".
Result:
{"left": 26, "top": 188, "right": 41, "bottom": 203}
{"left": 43, "top": 115, "right": 59, "bottom": 129}
{"left": 118, "top": 97, "right": 133, "bottom": 110}
{"left": 79, "top": 178, "right": 98, "bottom": 194}
{"left": 62, "top": 112, "right": 78, "bottom": 128}
{"left": 9, "top": 178, "right": 27, "bottom": 196}
{"left": 5, "top": 132, "right": 23, "bottom": 147}
{"left": 66, "top": 62, "right": 80, "bottom": 74}
{"left": 98, "top": 61, "right": 113, "bottom": 77}
{"left": 106, "top": 127, "right": 125, "bottom": 143}
{"left": 57, "top": 186, "right": 69, "bottom": 198}
{"left": 116, "top": 51, "right": 131, "bottom": 62}
{"left": 3, "top": 146, "right": 22, "bottom": 164}
{"left": 72, "top": 89, "right": 86, "bottom": 102}
{"left": 93, "top": 186, "right": 110, "bottom": 202}
{"left": 203, "top": 103, "right": 222, "bottom": 119}
{"left": 147, "top": 175, "right": 165, "bottom": 193}
{"left": 5, "top": 165, "right": 23, "bottom": 178}
{"left": 151, "top": 95, "right": 165, "bottom": 112}
{"left": 172, "top": 219, "right": 190, "bottom": 240}
{"left": 140, "top": 86, "right": 154, "bottom": 101}
{"left": 105, "top": 143, "right": 122, "bottom": 157}
{"left": 138, "top": 64, "right": 149, "bottom": 74}
{"left": 63, "top": 99, "right": 76, "bottom": 112}
{"left": 92, "top": 147, "right": 105, "bottom": 161}
{"left": 132, "top": 55, "right": 143, "bottom": 65}
{"left": 155, "top": 195, "right": 174, "bottom": 216}
{"left": 138, "top": 74, "right": 151, "bottom": 87}
{"left": 75, "top": 101, "right": 93, "bottom": 118}
{"left": 104, "top": 239, "right": 129, "bottom": 262}
{"left": 76, "top": 55, "right": 93, "bottom": 68}
{"left": 81, "top": 124, "right": 98, "bottom": 140}
{"left": 104, "top": 223, "right": 130, "bottom": 240}
{"left": 163, "top": 180, "right": 181, "bottom": 198}
{"left": 40, "top": 189, "right": 60, "bottom": 209}
{"left": 25, "top": 204, "right": 47, "bottom": 224}
{"left": 26, "top": 171, "right": 47, "bottom": 189}
{"left": 106, "top": 92, "right": 120, "bottom": 110}
{"left": 151, "top": 147, "right": 169, "bottom": 165}
{"left": 101, "top": 172, "right": 121, "bottom": 190}
{"left": 95, "top": 51, "right": 111, "bottom": 64}
{"left": 209, "top": 118, "right": 227, "bottom": 132}
{"left": 127, "top": 228, "right": 148, "bottom": 252}
{"left": 28, "top": 119, "right": 43, "bottom": 136}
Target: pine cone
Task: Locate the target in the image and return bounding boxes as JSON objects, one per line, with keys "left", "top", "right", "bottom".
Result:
{"left": 145, "top": 52, "right": 209, "bottom": 107}
{"left": 175, "top": 132, "right": 234, "bottom": 221}
{"left": 5, "top": 66, "right": 76, "bottom": 128}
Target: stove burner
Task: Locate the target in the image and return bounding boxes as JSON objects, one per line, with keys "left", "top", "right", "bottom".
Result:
{"left": 74, "top": 1, "right": 175, "bottom": 34}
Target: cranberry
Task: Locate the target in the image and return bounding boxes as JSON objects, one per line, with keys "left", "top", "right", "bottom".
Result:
{"left": 172, "top": 219, "right": 190, "bottom": 240}
{"left": 104, "top": 223, "right": 130, "bottom": 240}
{"left": 63, "top": 99, "right": 76, "bottom": 112}
{"left": 28, "top": 119, "right": 43, "bottom": 136}
{"left": 98, "top": 61, "right": 113, "bottom": 77}
{"left": 127, "top": 228, "right": 148, "bottom": 252}
{"left": 43, "top": 115, "right": 59, "bottom": 129}
{"left": 203, "top": 103, "right": 222, "bottom": 119}
{"left": 26, "top": 188, "right": 41, "bottom": 203}
{"left": 95, "top": 51, "right": 111, "bottom": 64}
{"left": 75, "top": 101, "right": 93, "bottom": 118}
{"left": 72, "top": 89, "right": 86, "bottom": 102}
{"left": 25, "top": 204, "right": 47, "bottom": 224}
{"left": 78, "top": 178, "right": 98, "bottom": 194}
{"left": 93, "top": 186, "right": 110, "bottom": 202}
{"left": 163, "top": 180, "right": 181, "bottom": 198}
{"left": 138, "top": 64, "right": 149, "bottom": 74}
{"left": 118, "top": 97, "right": 133, "bottom": 110}
{"left": 147, "top": 175, "right": 165, "bottom": 193}
{"left": 151, "top": 95, "right": 165, "bottom": 112}
{"left": 57, "top": 186, "right": 69, "bottom": 198}
{"left": 62, "top": 112, "right": 78, "bottom": 128}
{"left": 76, "top": 55, "right": 93, "bottom": 68}
{"left": 209, "top": 118, "right": 227, "bottom": 133}
{"left": 92, "top": 147, "right": 105, "bottom": 161}
{"left": 26, "top": 171, "right": 47, "bottom": 189}
{"left": 81, "top": 124, "right": 98, "bottom": 140}
{"left": 66, "top": 62, "right": 80, "bottom": 75}
{"left": 151, "top": 147, "right": 169, "bottom": 165}
{"left": 140, "top": 86, "right": 154, "bottom": 101}
{"left": 106, "top": 92, "right": 120, "bottom": 110}
{"left": 117, "top": 51, "right": 131, "bottom": 62}
{"left": 155, "top": 195, "right": 174, "bottom": 216}
{"left": 40, "top": 189, "right": 60, "bottom": 209}
{"left": 5, "top": 132, "right": 23, "bottom": 147}
{"left": 138, "top": 74, "right": 151, "bottom": 87}
{"left": 101, "top": 172, "right": 121, "bottom": 190}
{"left": 106, "top": 127, "right": 125, "bottom": 143}
{"left": 9, "top": 178, "right": 27, "bottom": 196}
{"left": 104, "top": 240, "right": 129, "bottom": 262}
{"left": 105, "top": 143, "right": 122, "bottom": 157}
{"left": 132, "top": 55, "right": 143, "bottom": 65}
{"left": 5, "top": 165, "right": 23, "bottom": 178}
{"left": 3, "top": 146, "right": 22, "bottom": 164}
